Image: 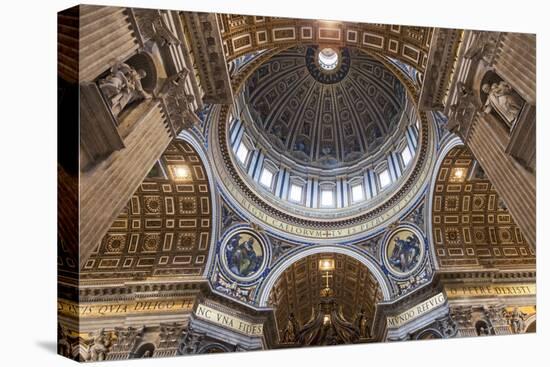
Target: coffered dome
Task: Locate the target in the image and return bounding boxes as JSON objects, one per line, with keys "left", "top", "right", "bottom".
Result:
{"left": 212, "top": 43, "right": 426, "bottom": 240}
{"left": 244, "top": 45, "right": 406, "bottom": 169}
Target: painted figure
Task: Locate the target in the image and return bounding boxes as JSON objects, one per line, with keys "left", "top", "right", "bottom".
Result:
{"left": 389, "top": 234, "right": 421, "bottom": 272}
{"left": 226, "top": 234, "right": 263, "bottom": 277}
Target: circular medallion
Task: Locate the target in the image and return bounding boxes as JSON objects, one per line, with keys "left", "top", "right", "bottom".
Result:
{"left": 220, "top": 228, "right": 269, "bottom": 282}
{"left": 383, "top": 226, "right": 425, "bottom": 276}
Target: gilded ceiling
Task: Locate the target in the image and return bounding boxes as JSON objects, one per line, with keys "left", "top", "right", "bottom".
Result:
{"left": 217, "top": 14, "right": 432, "bottom": 73}
{"left": 81, "top": 140, "right": 213, "bottom": 281}
{"left": 268, "top": 253, "right": 382, "bottom": 338}
{"left": 432, "top": 146, "right": 535, "bottom": 270}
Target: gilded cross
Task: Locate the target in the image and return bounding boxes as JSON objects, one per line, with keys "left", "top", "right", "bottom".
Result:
{"left": 322, "top": 271, "right": 333, "bottom": 288}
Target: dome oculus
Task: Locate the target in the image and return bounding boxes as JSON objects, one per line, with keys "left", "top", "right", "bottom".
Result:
{"left": 318, "top": 48, "right": 339, "bottom": 70}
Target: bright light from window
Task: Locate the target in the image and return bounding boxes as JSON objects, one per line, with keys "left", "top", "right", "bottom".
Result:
{"left": 379, "top": 169, "right": 391, "bottom": 189}
{"left": 318, "top": 48, "right": 339, "bottom": 70}
{"left": 236, "top": 142, "right": 249, "bottom": 164}
{"left": 321, "top": 189, "right": 334, "bottom": 207}
{"left": 401, "top": 146, "right": 412, "bottom": 166}
{"left": 172, "top": 165, "right": 191, "bottom": 180}
{"left": 351, "top": 184, "right": 364, "bottom": 202}
{"left": 289, "top": 184, "right": 303, "bottom": 202}
{"left": 450, "top": 167, "right": 467, "bottom": 182}
{"left": 259, "top": 168, "right": 274, "bottom": 188}
{"left": 319, "top": 259, "right": 335, "bottom": 271}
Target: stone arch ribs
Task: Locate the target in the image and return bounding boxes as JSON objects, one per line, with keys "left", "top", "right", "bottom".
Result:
{"left": 243, "top": 46, "right": 407, "bottom": 170}
{"left": 81, "top": 140, "right": 213, "bottom": 281}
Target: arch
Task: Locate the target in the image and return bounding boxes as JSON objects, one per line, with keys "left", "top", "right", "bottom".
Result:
{"left": 132, "top": 343, "right": 155, "bottom": 358}
{"left": 415, "top": 329, "right": 443, "bottom": 340}
{"left": 524, "top": 314, "right": 536, "bottom": 333}
{"left": 178, "top": 129, "right": 220, "bottom": 278}
{"left": 474, "top": 320, "right": 494, "bottom": 336}
{"left": 198, "top": 343, "right": 232, "bottom": 354}
{"left": 426, "top": 135, "right": 463, "bottom": 271}
{"left": 257, "top": 244, "right": 392, "bottom": 307}
{"left": 125, "top": 51, "right": 159, "bottom": 93}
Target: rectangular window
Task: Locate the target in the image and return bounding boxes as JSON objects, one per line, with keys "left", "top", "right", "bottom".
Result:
{"left": 289, "top": 184, "right": 303, "bottom": 202}
{"left": 401, "top": 146, "right": 412, "bottom": 166}
{"left": 321, "top": 189, "right": 334, "bottom": 207}
{"left": 236, "top": 142, "right": 249, "bottom": 164}
{"left": 259, "top": 168, "right": 274, "bottom": 188}
{"left": 351, "top": 183, "right": 364, "bottom": 202}
{"left": 379, "top": 169, "right": 391, "bottom": 189}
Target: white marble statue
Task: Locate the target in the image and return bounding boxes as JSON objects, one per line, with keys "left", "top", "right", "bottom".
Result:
{"left": 99, "top": 62, "right": 151, "bottom": 116}
{"left": 482, "top": 81, "right": 523, "bottom": 127}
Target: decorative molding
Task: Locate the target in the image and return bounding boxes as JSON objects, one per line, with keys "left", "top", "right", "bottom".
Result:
{"left": 182, "top": 12, "right": 233, "bottom": 104}
{"left": 217, "top": 15, "right": 432, "bottom": 72}
{"left": 419, "top": 28, "right": 463, "bottom": 111}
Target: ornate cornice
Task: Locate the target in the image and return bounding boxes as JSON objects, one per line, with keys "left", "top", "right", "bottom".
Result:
{"left": 419, "top": 28, "right": 463, "bottom": 111}
{"left": 181, "top": 12, "right": 233, "bottom": 104}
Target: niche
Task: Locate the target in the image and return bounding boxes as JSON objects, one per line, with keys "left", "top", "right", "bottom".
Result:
{"left": 474, "top": 320, "right": 494, "bottom": 336}
{"left": 479, "top": 71, "right": 525, "bottom": 130}
{"left": 132, "top": 343, "right": 155, "bottom": 358}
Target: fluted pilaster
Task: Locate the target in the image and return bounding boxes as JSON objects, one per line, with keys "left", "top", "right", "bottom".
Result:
{"left": 79, "top": 101, "right": 172, "bottom": 268}
{"left": 468, "top": 113, "right": 536, "bottom": 247}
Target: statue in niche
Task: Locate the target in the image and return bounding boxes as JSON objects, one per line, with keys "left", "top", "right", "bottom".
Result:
{"left": 353, "top": 308, "right": 371, "bottom": 338}
{"left": 506, "top": 307, "right": 527, "bottom": 334}
{"left": 89, "top": 329, "right": 112, "bottom": 361}
{"left": 475, "top": 320, "right": 494, "bottom": 336}
{"left": 477, "top": 324, "right": 490, "bottom": 336}
{"left": 482, "top": 81, "right": 524, "bottom": 127}
{"left": 282, "top": 313, "right": 300, "bottom": 343}
{"left": 98, "top": 62, "right": 151, "bottom": 117}
{"left": 142, "top": 350, "right": 152, "bottom": 358}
